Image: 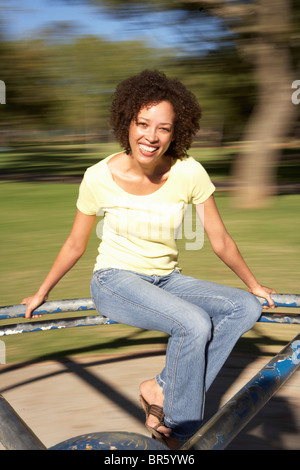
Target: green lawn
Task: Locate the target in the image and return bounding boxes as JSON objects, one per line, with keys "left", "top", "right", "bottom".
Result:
{"left": 0, "top": 181, "right": 299, "bottom": 363}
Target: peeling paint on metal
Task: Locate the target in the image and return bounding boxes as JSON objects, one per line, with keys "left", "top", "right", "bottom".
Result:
{"left": 49, "top": 432, "right": 168, "bottom": 450}
{"left": 0, "top": 315, "right": 114, "bottom": 336}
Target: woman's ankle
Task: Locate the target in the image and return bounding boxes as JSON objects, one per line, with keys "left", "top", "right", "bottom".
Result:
{"left": 139, "top": 378, "right": 164, "bottom": 407}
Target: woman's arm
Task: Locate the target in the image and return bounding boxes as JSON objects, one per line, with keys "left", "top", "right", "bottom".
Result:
{"left": 21, "top": 210, "right": 96, "bottom": 318}
{"left": 195, "top": 195, "right": 276, "bottom": 308}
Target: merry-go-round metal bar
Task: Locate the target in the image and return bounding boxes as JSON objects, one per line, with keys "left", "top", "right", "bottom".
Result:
{"left": 0, "top": 294, "right": 299, "bottom": 338}
{"left": 1, "top": 293, "right": 300, "bottom": 320}
{"left": 0, "top": 298, "right": 96, "bottom": 320}
{"left": 180, "top": 332, "right": 300, "bottom": 450}
{"left": 0, "top": 311, "right": 299, "bottom": 337}
{"left": 0, "top": 393, "right": 47, "bottom": 450}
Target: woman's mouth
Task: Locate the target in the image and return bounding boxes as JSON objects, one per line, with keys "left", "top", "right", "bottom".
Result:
{"left": 138, "top": 144, "right": 159, "bottom": 156}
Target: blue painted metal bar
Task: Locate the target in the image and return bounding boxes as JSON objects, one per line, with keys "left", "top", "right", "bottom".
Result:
{"left": 0, "top": 312, "right": 298, "bottom": 337}
{"left": 0, "top": 293, "right": 299, "bottom": 320}
{"left": 0, "top": 298, "right": 96, "bottom": 320}
{"left": 0, "top": 393, "right": 47, "bottom": 450}
{"left": 0, "top": 315, "right": 116, "bottom": 337}
{"left": 0, "top": 294, "right": 299, "bottom": 337}
{"left": 180, "top": 332, "right": 300, "bottom": 450}
{"left": 256, "top": 293, "right": 300, "bottom": 308}
{"left": 259, "top": 313, "right": 300, "bottom": 324}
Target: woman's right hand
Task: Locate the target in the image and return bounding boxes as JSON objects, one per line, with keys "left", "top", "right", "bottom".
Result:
{"left": 21, "top": 293, "right": 48, "bottom": 319}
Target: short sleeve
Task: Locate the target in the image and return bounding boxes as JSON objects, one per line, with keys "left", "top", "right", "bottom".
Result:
{"left": 76, "top": 173, "right": 99, "bottom": 215}
{"left": 191, "top": 159, "right": 215, "bottom": 205}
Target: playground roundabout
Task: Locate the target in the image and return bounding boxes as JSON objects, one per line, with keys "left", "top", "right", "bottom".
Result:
{"left": 0, "top": 294, "right": 299, "bottom": 451}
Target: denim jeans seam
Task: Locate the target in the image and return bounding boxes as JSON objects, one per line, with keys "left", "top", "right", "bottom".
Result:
{"left": 212, "top": 296, "right": 256, "bottom": 333}
{"left": 165, "top": 329, "right": 185, "bottom": 427}
{"left": 213, "top": 308, "right": 236, "bottom": 333}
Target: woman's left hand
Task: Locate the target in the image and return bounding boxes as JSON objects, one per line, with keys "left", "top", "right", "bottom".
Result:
{"left": 248, "top": 285, "right": 277, "bottom": 309}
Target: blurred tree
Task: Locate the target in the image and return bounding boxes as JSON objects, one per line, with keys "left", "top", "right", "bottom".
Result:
{"left": 86, "top": 0, "right": 300, "bottom": 207}
{"left": 203, "top": 0, "right": 299, "bottom": 207}
{"left": 0, "top": 38, "right": 59, "bottom": 146}
{"left": 168, "top": 48, "right": 256, "bottom": 143}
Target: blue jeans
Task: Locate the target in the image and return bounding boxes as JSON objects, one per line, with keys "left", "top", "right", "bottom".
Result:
{"left": 91, "top": 268, "right": 262, "bottom": 440}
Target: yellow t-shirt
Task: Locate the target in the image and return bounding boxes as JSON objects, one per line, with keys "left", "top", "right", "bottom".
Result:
{"left": 77, "top": 154, "right": 215, "bottom": 275}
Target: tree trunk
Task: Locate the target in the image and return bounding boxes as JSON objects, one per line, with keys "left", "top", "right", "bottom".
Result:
{"left": 232, "top": 0, "right": 298, "bottom": 208}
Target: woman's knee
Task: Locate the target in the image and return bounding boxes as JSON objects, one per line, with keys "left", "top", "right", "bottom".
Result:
{"left": 245, "top": 291, "right": 262, "bottom": 316}
{"left": 235, "top": 290, "right": 262, "bottom": 328}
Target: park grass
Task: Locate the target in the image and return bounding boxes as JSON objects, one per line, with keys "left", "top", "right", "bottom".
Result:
{"left": 0, "top": 181, "right": 299, "bottom": 364}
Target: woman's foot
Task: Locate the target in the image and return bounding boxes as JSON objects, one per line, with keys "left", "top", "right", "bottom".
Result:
{"left": 139, "top": 378, "right": 179, "bottom": 449}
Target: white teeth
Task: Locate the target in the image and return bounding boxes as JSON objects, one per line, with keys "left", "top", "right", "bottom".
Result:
{"left": 139, "top": 144, "right": 157, "bottom": 152}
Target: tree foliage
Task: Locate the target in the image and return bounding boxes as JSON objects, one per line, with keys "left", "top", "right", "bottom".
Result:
{"left": 0, "top": 32, "right": 171, "bottom": 137}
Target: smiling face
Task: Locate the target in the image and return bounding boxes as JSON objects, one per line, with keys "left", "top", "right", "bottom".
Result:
{"left": 128, "top": 101, "right": 175, "bottom": 170}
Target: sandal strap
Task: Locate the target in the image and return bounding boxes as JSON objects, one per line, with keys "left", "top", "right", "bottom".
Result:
{"left": 148, "top": 404, "right": 165, "bottom": 423}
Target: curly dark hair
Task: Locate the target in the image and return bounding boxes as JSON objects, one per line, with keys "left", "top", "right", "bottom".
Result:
{"left": 110, "top": 70, "right": 201, "bottom": 159}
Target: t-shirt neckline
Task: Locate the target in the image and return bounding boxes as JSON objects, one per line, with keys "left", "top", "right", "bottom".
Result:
{"left": 104, "top": 153, "right": 177, "bottom": 198}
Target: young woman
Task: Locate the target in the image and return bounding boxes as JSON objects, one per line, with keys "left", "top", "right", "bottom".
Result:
{"left": 22, "top": 70, "right": 276, "bottom": 449}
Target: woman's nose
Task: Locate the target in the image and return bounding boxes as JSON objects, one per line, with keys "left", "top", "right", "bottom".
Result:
{"left": 146, "top": 127, "right": 158, "bottom": 143}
